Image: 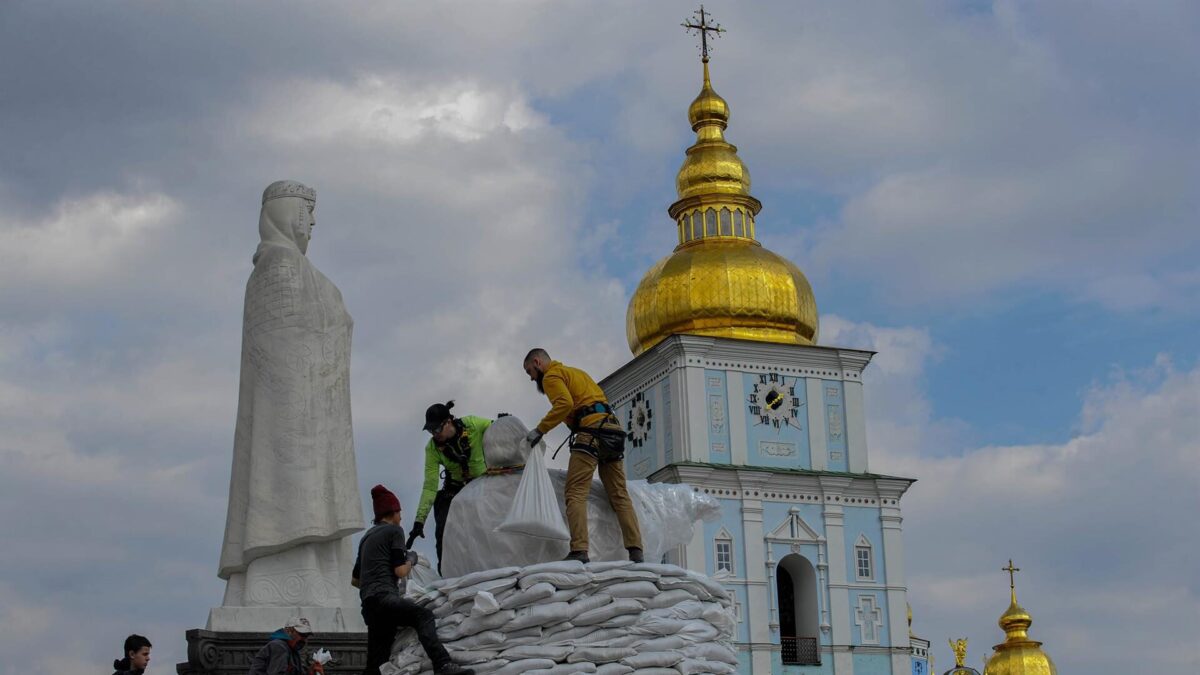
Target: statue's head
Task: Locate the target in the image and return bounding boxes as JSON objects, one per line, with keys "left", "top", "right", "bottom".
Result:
{"left": 259, "top": 180, "right": 316, "bottom": 255}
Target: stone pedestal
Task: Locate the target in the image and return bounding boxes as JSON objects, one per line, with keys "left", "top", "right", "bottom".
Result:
{"left": 176, "top": 629, "right": 367, "bottom": 675}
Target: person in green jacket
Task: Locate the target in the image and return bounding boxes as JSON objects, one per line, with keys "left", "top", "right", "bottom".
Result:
{"left": 408, "top": 400, "right": 491, "bottom": 573}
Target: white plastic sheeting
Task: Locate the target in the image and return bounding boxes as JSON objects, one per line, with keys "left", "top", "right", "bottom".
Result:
{"left": 439, "top": 417, "right": 720, "bottom": 578}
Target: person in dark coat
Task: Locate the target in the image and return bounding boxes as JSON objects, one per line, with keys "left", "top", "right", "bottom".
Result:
{"left": 247, "top": 617, "right": 324, "bottom": 675}
{"left": 112, "top": 634, "right": 151, "bottom": 675}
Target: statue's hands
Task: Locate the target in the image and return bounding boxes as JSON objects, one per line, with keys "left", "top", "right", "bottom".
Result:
{"left": 525, "top": 429, "right": 543, "bottom": 447}
{"left": 405, "top": 521, "right": 425, "bottom": 549}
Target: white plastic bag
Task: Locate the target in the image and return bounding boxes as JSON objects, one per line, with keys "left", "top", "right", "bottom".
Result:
{"left": 495, "top": 441, "right": 570, "bottom": 541}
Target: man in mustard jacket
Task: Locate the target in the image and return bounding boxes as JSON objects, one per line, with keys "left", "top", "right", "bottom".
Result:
{"left": 409, "top": 401, "right": 491, "bottom": 574}
{"left": 523, "top": 348, "right": 643, "bottom": 563}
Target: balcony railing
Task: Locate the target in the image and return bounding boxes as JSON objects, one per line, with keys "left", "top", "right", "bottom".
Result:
{"left": 781, "top": 636, "right": 820, "bottom": 665}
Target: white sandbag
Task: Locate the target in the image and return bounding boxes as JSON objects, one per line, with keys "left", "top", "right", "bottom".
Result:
{"left": 700, "top": 602, "right": 736, "bottom": 634}
{"left": 546, "top": 626, "right": 624, "bottom": 645}
{"left": 568, "top": 592, "right": 614, "bottom": 616}
{"left": 682, "top": 643, "right": 740, "bottom": 665}
{"left": 447, "top": 609, "right": 517, "bottom": 640}
{"left": 641, "top": 589, "right": 695, "bottom": 609}
{"left": 629, "top": 670, "right": 678, "bottom": 675}
{"left": 680, "top": 571, "right": 731, "bottom": 601}
{"left": 529, "top": 664, "right": 598, "bottom": 675}
{"left": 472, "top": 591, "right": 501, "bottom": 616}
{"left": 499, "top": 581, "right": 556, "bottom": 610}
{"left": 620, "top": 651, "right": 683, "bottom": 669}
{"left": 449, "top": 650, "right": 498, "bottom": 665}
{"left": 519, "top": 571, "right": 594, "bottom": 589}
{"left": 629, "top": 616, "right": 689, "bottom": 636}
{"left": 500, "top": 644, "right": 575, "bottom": 661}
{"left": 573, "top": 598, "right": 644, "bottom": 626}
{"left": 594, "top": 569, "right": 659, "bottom": 584}
{"left": 595, "top": 665, "right": 635, "bottom": 675}
{"left": 628, "top": 563, "right": 687, "bottom": 577}
{"left": 448, "top": 577, "right": 518, "bottom": 604}
{"left": 677, "top": 659, "right": 737, "bottom": 675}
{"left": 445, "top": 630, "right": 506, "bottom": 651}
{"left": 547, "top": 585, "right": 588, "bottom": 603}
{"left": 645, "top": 600, "right": 705, "bottom": 621}
{"left": 519, "top": 560, "right": 586, "bottom": 576}
{"left": 630, "top": 636, "right": 688, "bottom": 652}
{"left": 603, "top": 581, "right": 659, "bottom": 598}
{"left": 654, "top": 577, "right": 713, "bottom": 600}
{"left": 676, "top": 620, "right": 720, "bottom": 643}
{"left": 443, "top": 417, "right": 721, "bottom": 578}
{"left": 442, "top": 566, "right": 523, "bottom": 591}
{"left": 491, "top": 659, "right": 557, "bottom": 675}
{"left": 471, "top": 661, "right": 512, "bottom": 675}
{"left": 506, "top": 601, "right": 574, "bottom": 631}
{"left": 495, "top": 435, "right": 570, "bottom": 541}
{"left": 587, "top": 560, "right": 634, "bottom": 572}
{"left": 568, "top": 647, "right": 638, "bottom": 664}
{"left": 483, "top": 414, "right": 540, "bottom": 467}
{"left": 601, "top": 614, "right": 639, "bottom": 628}
{"left": 595, "top": 634, "right": 641, "bottom": 648}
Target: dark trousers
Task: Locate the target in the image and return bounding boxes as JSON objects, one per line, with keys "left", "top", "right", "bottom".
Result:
{"left": 361, "top": 594, "right": 450, "bottom": 675}
{"left": 432, "top": 486, "right": 459, "bottom": 575}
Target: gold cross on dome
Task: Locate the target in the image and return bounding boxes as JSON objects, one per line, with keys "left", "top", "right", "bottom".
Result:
{"left": 682, "top": 5, "right": 725, "bottom": 63}
{"left": 1002, "top": 559, "right": 1021, "bottom": 591}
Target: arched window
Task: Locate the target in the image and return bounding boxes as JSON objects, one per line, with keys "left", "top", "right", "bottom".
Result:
{"left": 720, "top": 207, "right": 732, "bottom": 235}
{"left": 777, "top": 554, "right": 820, "bottom": 665}
{"left": 854, "top": 535, "right": 874, "bottom": 581}
{"left": 705, "top": 208, "right": 717, "bottom": 237}
{"left": 714, "top": 528, "right": 735, "bottom": 574}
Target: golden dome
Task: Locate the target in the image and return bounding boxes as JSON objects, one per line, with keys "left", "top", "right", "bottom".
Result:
{"left": 983, "top": 587, "right": 1057, "bottom": 675}
{"left": 626, "top": 60, "right": 818, "bottom": 355}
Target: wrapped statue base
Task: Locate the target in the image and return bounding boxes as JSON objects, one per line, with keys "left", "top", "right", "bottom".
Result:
{"left": 440, "top": 415, "right": 720, "bottom": 579}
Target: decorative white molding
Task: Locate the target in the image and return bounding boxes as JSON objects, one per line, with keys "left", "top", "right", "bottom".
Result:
{"left": 854, "top": 594, "right": 883, "bottom": 645}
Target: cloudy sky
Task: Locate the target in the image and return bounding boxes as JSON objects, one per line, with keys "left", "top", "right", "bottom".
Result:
{"left": 1, "top": 1, "right": 1196, "bottom": 673}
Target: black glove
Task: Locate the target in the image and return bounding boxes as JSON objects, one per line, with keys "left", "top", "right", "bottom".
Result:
{"left": 405, "top": 521, "right": 425, "bottom": 549}
{"left": 525, "top": 429, "right": 543, "bottom": 447}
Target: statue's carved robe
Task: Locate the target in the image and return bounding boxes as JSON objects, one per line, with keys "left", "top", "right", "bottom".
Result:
{"left": 218, "top": 205, "right": 363, "bottom": 608}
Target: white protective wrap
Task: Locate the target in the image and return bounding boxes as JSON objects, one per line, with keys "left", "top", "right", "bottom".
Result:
{"left": 441, "top": 417, "right": 719, "bottom": 578}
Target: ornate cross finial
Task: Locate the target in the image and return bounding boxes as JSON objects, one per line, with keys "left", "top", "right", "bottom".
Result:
{"left": 1003, "top": 559, "right": 1021, "bottom": 591}
{"left": 682, "top": 5, "right": 725, "bottom": 63}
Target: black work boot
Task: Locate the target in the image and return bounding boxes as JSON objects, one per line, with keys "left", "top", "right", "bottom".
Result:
{"left": 563, "top": 550, "right": 590, "bottom": 563}
{"left": 627, "top": 547, "right": 645, "bottom": 563}
{"left": 435, "top": 663, "right": 475, "bottom": 675}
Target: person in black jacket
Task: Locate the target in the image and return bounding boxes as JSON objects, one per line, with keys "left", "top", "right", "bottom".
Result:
{"left": 247, "top": 617, "right": 324, "bottom": 675}
{"left": 112, "top": 634, "right": 151, "bottom": 675}
{"left": 353, "top": 484, "right": 472, "bottom": 675}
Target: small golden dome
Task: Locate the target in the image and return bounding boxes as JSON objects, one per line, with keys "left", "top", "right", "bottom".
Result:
{"left": 983, "top": 591, "right": 1057, "bottom": 675}
{"left": 626, "top": 59, "right": 818, "bottom": 355}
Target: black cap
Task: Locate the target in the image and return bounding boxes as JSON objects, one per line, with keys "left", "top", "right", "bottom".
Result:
{"left": 423, "top": 400, "right": 454, "bottom": 432}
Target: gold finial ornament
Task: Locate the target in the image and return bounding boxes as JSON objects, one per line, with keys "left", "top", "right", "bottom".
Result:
{"left": 626, "top": 8, "right": 819, "bottom": 355}
{"left": 983, "top": 560, "right": 1058, "bottom": 675}
{"left": 950, "top": 638, "right": 969, "bottom": 667}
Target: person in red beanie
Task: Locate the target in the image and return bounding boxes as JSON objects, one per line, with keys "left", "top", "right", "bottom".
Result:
{"left": 352, "top": 485, "right": 472, "bottom": 675}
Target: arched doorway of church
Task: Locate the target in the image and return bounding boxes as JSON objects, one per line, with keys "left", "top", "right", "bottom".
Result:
{"left": 777, "top": 553, "right": 820, "bottom": 665}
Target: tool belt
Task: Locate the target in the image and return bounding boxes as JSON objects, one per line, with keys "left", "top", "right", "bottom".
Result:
{"left": 439, "top": 474, "right": 467, "bottom": 498}
{"left": 569, "top": 411, "right": 627, "bottom": 464}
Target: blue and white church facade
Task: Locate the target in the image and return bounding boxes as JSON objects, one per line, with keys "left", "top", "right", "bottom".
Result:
{"left": 602, "top": 334, "right": 917, "bottom": 675}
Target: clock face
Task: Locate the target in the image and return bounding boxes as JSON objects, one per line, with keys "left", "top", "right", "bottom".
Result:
{"left": 626, "top": 390, "right": 652, "bottom": 448}
{"left": 747, "top": 372, "right": 803, "bottom": 431}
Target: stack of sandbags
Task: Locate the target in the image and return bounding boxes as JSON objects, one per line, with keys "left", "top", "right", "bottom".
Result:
{"left": 381, "top": 560, "right": 739, "bottom": 675}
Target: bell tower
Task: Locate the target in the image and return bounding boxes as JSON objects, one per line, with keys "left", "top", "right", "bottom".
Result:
{"left": 601, "top": 8, "right": 918, "bottom": 674}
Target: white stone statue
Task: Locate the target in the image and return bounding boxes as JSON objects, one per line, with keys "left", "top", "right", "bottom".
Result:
{"left": 210, "top": 180, "right": 365, "bottom": 632}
